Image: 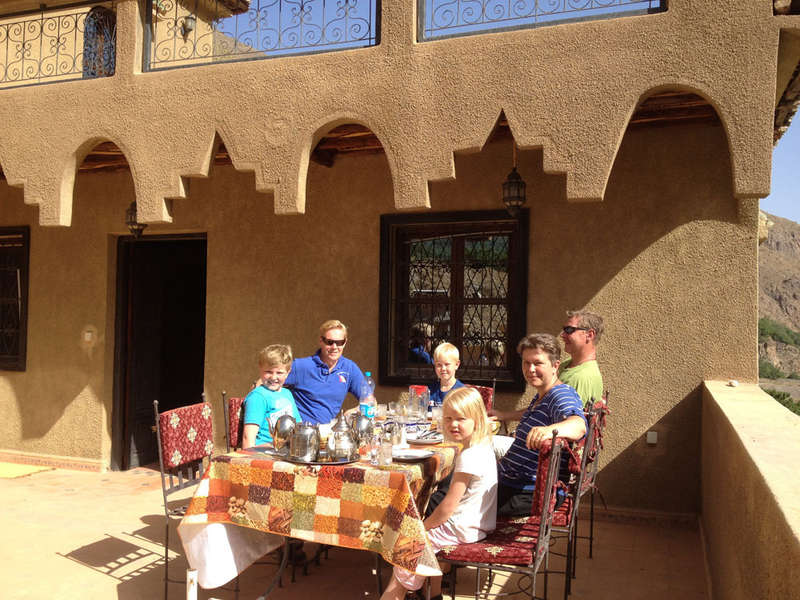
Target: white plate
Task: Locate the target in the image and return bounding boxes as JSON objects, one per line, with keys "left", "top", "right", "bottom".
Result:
{"left": 392, "top": 448, "right": 434, "bottom": 462}
{"left": 408, "top": 436, "right": 443, "bottom": 446}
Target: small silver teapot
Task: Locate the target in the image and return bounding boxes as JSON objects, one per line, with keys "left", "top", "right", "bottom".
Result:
{"left": 328, "top": 412, "right": 359, "bottom": 461}
{"left": 348, "top": 412, "right": 374, "bottom": 445}
{"left": 289, "top": 421, "right": 321, "bottom": 462}
{"left": 268, "top": 414, "right": 296, "bottom": 453}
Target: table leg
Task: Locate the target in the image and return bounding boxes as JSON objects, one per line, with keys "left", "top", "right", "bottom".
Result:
{"left": 257, "top": 540, "right": 289, "bottom": 600}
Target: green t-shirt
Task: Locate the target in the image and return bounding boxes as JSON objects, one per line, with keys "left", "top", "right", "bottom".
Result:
{"left": 558, "top": 358, "right": 603, "bottom": 409}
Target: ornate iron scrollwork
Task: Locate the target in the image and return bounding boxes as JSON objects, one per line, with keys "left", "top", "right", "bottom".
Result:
{"left": 146, "top": 0, "right": 378, "bottom": 71}
{"left": 422, "top": 0, "right": 664, "bottom": 41}
{"left": 0, "top": 2, "right": 116, "bottom": 89}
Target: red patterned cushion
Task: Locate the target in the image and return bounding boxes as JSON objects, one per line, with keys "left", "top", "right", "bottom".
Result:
{"left": 465, "top": 384, "right": 494, "bottom": 412}
{"left": 158, "top": 402, "right": 214, "bottom": 469}
{"left": 439, "top": 519, "right": 544, "bottom": 565}
{"left": 227, "top": 397, "right": 245, "bottom": 449}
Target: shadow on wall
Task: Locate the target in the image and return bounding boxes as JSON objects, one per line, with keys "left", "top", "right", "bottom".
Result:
{"left": 598, "top": 386, "right": 703, "bottom": 513}
{"left": 9, "top": 149, "right": 136, "bottom": 445}
{"left": 529, "top": 118, "right": 737, "bottom": 328}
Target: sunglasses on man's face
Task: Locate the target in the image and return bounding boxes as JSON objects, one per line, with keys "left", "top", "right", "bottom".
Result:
{"left": 322, "top": 337, "right": 347, "bottom": 347}
{"left": 562, "top": 326, "right": 590, "bottom": 335}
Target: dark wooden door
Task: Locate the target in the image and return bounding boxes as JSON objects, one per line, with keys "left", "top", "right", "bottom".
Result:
{"left": 113, "top": 236, "right": 207, "bottom": 470}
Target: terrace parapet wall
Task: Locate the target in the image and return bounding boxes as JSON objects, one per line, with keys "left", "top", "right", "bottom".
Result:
{"left": 0, "top": 0, "right": 798, "bottom": 226}
{"left": 701, "top": 381, "right": 800, "bottom": 600}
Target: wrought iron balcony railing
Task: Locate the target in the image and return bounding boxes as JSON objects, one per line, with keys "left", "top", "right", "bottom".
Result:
{"left": 420, "top": 0, "right": 665, "bottom": 41}
{"left": 144, "top": 0, "right": 380, "bottom": 71}
{"left": 0, "top": 2, "right": 116, "bottom": 90}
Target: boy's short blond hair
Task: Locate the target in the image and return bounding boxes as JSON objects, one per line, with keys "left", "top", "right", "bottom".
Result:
{"left": 257, "top": 344, "right": 293, "bottom": 369}
{"left": 433, "top": 342, "right": 460, "bottom": 363}
{"left": 443, "top": 387, "right": 492, "bottom": 445}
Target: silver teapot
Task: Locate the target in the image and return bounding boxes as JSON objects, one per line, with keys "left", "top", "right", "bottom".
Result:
{"left": 289, "top": 421, "right": 321, "bottom": 462}
{"left": 328, "top": 412, "right": 359, "bottom": 461}
{"left": 268, "top": 414, "right": 296, "bottom": 453}
{"left": 348, "top": 412, "right": 374, "bottom": 445}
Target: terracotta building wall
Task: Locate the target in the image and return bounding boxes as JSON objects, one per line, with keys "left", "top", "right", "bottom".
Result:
{"left": 0, "top": 113, "right": 749, "bottom": 511}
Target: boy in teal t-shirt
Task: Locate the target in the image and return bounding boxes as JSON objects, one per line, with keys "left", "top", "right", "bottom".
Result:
{"left": 243, "top": 344, "right": 300, "bottom": 448}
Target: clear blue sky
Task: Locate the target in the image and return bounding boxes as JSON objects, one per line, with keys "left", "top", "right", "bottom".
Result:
{"left": 762, "top": 119, "right": 800, "bottom": 224}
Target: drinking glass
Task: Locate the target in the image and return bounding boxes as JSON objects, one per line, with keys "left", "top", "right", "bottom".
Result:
{"left": 431, "top": 405, "right": 443, "bottom": 431}
{"left": 369, "top": 433, "right": 381, "bottom": 466}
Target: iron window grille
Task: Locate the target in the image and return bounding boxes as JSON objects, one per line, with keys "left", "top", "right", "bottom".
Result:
{"left": 0, "top": 2, "right": 116, "bottom": 90}
{"left": 379, "top": 210, "right": 528, "bottom": 390}
{"left": 0, "top": 227, "right": 29, "bottom": 371}
{"left": 419, "top": 0, "right": 665, "bottom": 42}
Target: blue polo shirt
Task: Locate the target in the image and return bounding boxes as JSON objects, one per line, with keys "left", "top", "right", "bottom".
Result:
{"left": 283, "top": 352, "right": 367, "bottom": 424}
{"left": 498, "top": 384, "right": 586, "bottom": 489}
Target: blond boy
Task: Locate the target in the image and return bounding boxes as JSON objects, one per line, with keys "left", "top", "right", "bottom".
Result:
{"left": 428, "top": 342, "right": 465, "bottom": 406}
{"left": 242, "top": 345, "right": 301, "bottom": 448}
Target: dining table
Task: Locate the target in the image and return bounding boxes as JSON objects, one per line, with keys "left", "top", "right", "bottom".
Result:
{"left": 177, "top": 440, "right": 458, "bottom": 592}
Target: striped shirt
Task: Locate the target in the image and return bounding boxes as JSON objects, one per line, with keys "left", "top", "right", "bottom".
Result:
{"left": 497, "top": 384, "right": 586, "bottom": 489}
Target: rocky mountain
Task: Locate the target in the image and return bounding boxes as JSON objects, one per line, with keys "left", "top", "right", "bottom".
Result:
{"left": 759, "top": 212, "right": 800, "bottom": 380}
{"left": 760, "top": 213, "right": 800, "bottom": 332}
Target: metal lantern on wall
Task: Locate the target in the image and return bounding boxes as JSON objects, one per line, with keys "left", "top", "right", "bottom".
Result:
{"left": 502, "top": 142, "right": 526, "bottom": 217}
{"left": 125, "top": 201, "right": 147, "bottom": 238}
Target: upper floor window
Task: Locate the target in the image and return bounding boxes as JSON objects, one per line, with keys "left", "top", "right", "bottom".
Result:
{"left": 379, "top": 211, "right": 528, "bottom": 390}
{"left": 144, "top": 0, "right": 380, "bottom": 71}
{"left": 83, "top": 5, "right": 116, "bottom": 78}
{"left": 0, "top": 2, "right": 116, "bottom": 89}
{"left": 420, "top": 0, "right": 665, "bottom": 41}
{"left": 0, "top": 227, "right": 29, "bottom": 371}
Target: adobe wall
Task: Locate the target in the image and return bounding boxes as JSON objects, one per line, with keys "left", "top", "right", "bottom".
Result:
{"left": 701, "top": 381, "right": 800, "bottom": 600}
{"left": 0, "top": 117, "right": 755, "bottom": 512}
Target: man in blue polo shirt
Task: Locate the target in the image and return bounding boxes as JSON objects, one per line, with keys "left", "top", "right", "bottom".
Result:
{"left": 283, "top": 319, "right": 372, "bottom": 424}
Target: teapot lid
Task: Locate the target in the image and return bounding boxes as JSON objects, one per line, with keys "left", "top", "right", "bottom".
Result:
{"left": 332, "top": 412, "right": 350, "bottom": 432}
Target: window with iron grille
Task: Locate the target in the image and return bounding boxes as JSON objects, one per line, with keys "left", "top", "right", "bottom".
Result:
{"left": 379, "top": 211, "right": 528, "bottom": 390}
{"left": 0, "top": 227, "right": 29, "bottom": 371}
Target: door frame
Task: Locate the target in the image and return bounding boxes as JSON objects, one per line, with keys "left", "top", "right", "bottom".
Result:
{"left": 111, "top": 232, "right": 208, "bottom": 471}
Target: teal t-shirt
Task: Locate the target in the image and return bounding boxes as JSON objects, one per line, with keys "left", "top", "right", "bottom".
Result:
{"left": 558, "top": 358, "right": 603, "bottom": 409}
{"left": 243, "top": 386, "right": 300, "bottom": 445}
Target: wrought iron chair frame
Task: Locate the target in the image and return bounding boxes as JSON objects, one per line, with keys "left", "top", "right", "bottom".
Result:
{"left": 439, "top": 431, "right": 565, "bottom": 600}
{"left": 550, "top": 400, "right": 602, "bottom": 599}
{"left": 153, "top": 397, "right": 213, "bottom": 600}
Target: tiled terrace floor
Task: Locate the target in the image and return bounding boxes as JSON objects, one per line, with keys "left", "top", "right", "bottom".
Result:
{"left": 0, "top": 466, "right": 708, "bottom": 599}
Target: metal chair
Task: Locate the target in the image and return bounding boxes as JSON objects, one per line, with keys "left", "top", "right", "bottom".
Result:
{"left": 578, "top": 393, "right": 610, "bottom": 560}
{"left": 153, "top": 397, "right": 214, "bottom": 600}
{"left": 551, "top": 399, "right": 604, "bottom": 599}
{"left": 438, "top": 431, "right": 565, "bottom": 600}
{"left": 466, "top": 377, "right": 496, "bottom": 412}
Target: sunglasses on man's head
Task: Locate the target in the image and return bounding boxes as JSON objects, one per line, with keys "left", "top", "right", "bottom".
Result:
{"left": 322, "top": 337, "right": 347, "bottom": 347}
{"left": 562, "top": 326, "right": 590, "bottom": 335}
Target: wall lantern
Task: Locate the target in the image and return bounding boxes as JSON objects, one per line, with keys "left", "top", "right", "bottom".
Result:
{"left": 181, "top": 14, "right": 196, "bottom": 41}
{"left": 125, "top": 201, "right": 147, "bottom": 238}
{"left": 501, "top": 142, "right": 526, "bottom": 217}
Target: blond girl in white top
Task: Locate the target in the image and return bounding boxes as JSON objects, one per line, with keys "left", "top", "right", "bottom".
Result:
{"left": 380, "top": 387, "right": 498, "bottom": 600}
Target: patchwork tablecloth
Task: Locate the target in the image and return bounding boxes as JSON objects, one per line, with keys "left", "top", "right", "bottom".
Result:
{"left": 178, "top": 445, "right": 457, "bottom": 589}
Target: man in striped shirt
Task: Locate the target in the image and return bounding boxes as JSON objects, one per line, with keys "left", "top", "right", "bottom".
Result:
{"left": 491, "top": 334, "right": 587, "bottom": 517}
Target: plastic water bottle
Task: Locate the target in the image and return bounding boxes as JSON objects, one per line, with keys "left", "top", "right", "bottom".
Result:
{"left": 359, "top": 371, "right": 377, "bottom": 419}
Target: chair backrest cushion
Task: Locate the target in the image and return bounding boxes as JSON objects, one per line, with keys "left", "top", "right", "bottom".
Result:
{"left": 157, "top": 402, "right": 214, "bottom": 469}
{"left": 465, "top": 384, "right": 494, "bottom": 412}
{"left": 227, "top": 396, "right": 245, "bottom": 450}
{"left": 530, "top": 437, "right": 560, "bottom": 517}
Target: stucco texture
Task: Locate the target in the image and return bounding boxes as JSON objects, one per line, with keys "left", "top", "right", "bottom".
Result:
{"left": 0, "top": 0, "right": 793, "bottom": 510}
{"left": 701, "top": 381, "right": 800, "bottom": 600}
{"left": 0, "top": 0, "right": 797, "bottom": 224}
{"left": 0, "top": 108, "right": 756, "bottom": 511}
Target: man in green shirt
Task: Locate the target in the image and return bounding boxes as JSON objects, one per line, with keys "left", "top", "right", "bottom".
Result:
{"left": 559, "top": 310, "right": 604, "bottom": 408}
